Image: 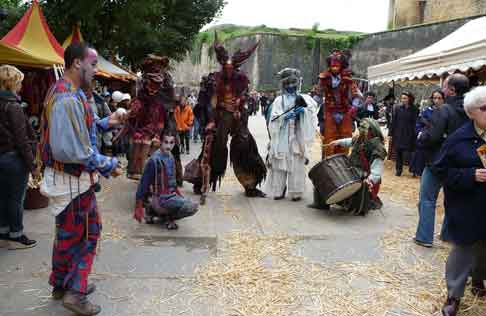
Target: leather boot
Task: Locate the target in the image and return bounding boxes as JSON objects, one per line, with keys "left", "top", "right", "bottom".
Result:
{"left": 52, "top": 283, "right": 96, "bottom": 300}
{"left": 441, "top": 297, "right": 460, "bottom": 316}
{"left": 63, "top": 290, "right": 101, "bottom": 316}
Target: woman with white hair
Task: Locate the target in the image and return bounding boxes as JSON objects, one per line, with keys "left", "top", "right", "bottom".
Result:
{"left": 434, "top": 86, "right": 486, "bottom": 316}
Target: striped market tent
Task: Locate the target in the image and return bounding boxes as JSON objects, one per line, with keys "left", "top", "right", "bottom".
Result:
{"left": 0, "top": 0, "right": 64, "bottom": 75}
{"left": 62, "top": 24, "right": 137, "bottom": 82}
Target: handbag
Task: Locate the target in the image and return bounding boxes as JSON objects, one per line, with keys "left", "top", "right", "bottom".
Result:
{"left": 183, "top": 158, "right": 201, "bottom": 184}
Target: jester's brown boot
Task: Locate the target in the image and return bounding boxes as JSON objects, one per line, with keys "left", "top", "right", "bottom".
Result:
{"left": 63, "top": 290, "right": 101, "bottom": 316}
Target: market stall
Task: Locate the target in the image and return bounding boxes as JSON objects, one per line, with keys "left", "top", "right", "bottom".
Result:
{"left": 368, "top": 16, "right": 486, "bottom": 85}
{"left": 62, "top": 24, "right": 137, "bottom": 93}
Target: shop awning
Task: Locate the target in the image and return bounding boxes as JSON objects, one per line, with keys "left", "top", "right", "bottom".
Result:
{"left": 368, "top": 16, "right": 486, "bottom": 85}
{"left": 63, "top": 25, "right": 137, "bottom": 81}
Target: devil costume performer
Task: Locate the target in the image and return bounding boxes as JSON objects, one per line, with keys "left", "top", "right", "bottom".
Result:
{"left": 265, "top": 68, "right": 318, "bottom": 201}
{"left": 118, "top": 55, "right": 175, "bottom": 180}
{"left": 194, "top": 35, "right": 267, "bottom": 204}
{"left": 318, "top": 50, "right": 362, "bottom": 158}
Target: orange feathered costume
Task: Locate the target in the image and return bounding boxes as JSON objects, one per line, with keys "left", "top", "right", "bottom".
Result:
{"left": 318, "top": 50, "right": 362, "bottom": 158}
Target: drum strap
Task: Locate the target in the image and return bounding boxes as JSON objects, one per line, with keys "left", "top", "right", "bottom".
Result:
{"left": 357, "top": 183, "right": 367, "bottom": 214}
{"left": 358, "top": 147, "right": 370, "bottom": 174}
{"left": 153, "top": 159, "right": 167, "bottom": 195}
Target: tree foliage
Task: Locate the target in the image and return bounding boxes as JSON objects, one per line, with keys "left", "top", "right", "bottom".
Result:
{"left": 1, "top": 0, "right": 225, "bottom": 67}
{"left": 41, "top": 0, "right": 225, "bottom": 67}
{"left": 0, "top": 0, "right": 28, "bottom": 37}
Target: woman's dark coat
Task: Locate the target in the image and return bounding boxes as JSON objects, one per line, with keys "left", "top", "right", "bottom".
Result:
{"left": 433, "top": 121, "right": 486, "bottom": 245}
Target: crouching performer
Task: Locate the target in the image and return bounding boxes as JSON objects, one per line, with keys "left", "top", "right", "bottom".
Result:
{"left": 309, "top": 118, "right": 386, "bottom": 215}
{"left": 265, "top": 68, "right": 317, "bottom": 201}
{"left": 134, "top": 129, "right": 198, "bottom": 229}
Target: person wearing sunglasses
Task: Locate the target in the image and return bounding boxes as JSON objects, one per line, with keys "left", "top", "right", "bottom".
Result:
{"left": 434, "top": 86, "right": 486, "bottom": 316}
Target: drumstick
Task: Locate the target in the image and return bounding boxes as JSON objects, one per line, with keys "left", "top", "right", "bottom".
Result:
{"left": 321, "top": 143, "right": 335, "bottom": 148}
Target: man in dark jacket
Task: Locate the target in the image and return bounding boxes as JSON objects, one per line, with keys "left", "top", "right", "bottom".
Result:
{"left": 390, "top": 92, "right": 419, "bottom": 176}
{"left": 414, "top": 74, "right": 470, "bottom": 248}
{"left": 356, "top": 91, "right": 379, "bottom": 121}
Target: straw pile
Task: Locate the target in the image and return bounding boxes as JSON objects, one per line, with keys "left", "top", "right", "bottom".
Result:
{"left": 192, "top": 136, "right": 482, "bottom": 316}
{"left": 193, "top": 227, "right": 486, "bottom": 316}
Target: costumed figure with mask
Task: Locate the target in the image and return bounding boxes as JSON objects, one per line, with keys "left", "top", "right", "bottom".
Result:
{"left": 318, "top": 50, "right": 362, "bottom": 158}
{"left": 133, "top": 128, "right": 198, "bottom": 230}
{"left": 115, "top": 55, "right": 175, "bottom": 180}
{"left": 265, "top": 68, "right": 318, "bottom": 201}
{"left": 193, "top": 34, "right": 267, "bottom": 204}
{"left": 310, "top": 118, "right": 387, "bottom": 215}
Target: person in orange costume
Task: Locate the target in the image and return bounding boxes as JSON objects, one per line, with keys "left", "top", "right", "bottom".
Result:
{"left": 318, "top": 50, "right": 362, "bottom": 158}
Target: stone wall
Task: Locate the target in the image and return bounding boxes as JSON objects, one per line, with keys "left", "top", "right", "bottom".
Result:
{"left": 173, "top": 16, "right": 482, "bottom": 92}
{"left": 388, "top": 0, "right": 423, "bottom": 29}
{"left": 173, "top": 34, "right": 342, "bottom": 92}
{"left": 389, "top": 0, "right": 486, "bottom": 28}
{"left": 351, "top": 16, "right": 481, "bottom": 79}
{"left": 424, "top": 0, "right": 486, "bottom": 23}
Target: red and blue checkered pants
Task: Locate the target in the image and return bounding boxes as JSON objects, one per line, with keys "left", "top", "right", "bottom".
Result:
{"left": 49, "top": 189, "right": 101, "bottom": 294}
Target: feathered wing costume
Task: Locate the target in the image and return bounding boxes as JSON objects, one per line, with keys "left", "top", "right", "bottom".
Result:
{"left": 194, "top": 33, "right": 266, "bottom": 204}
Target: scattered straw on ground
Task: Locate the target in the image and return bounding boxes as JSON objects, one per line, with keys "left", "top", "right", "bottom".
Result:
{"left": 192, "top": 229, "right": 486, "bottom": 316}
{"left": 191, "top": 137, "right": 481, "bottom": 316}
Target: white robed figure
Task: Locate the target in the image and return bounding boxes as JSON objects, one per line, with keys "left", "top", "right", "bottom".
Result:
{"left": 265, "top": 68, "right": 318, "bottom": 201}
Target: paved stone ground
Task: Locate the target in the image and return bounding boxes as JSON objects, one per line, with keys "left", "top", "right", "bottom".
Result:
{"left": 0, "top": 115, "right": 463, "bottom": 316}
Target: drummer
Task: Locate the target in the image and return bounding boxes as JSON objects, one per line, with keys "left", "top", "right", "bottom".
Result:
{"left": 309, "top": 118, "right": 387, "bottom": 213}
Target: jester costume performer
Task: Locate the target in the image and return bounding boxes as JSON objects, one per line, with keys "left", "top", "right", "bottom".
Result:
{"left": 134, "top": 131, "right": 198, "bottom": 229}
{"left": 310, "top": 118, "right": 387, "bottom": 215}
{"left": 318, "top": 50, "right": 362, "bottom": 158}
{"left": 39, "top": 74, "right": 120, "bottom": 315}
{"left": 119, "top": 55, "right": 175, "bottom": 180}
{"left": 194, "top": 36, "right": 267, "bottom": 204}
{"left": 265, "top": 68, "right": 317, "bottom": 201}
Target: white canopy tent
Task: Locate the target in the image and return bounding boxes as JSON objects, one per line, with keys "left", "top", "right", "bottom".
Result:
{"left": 368, "top": 16, "right": 486, "bottom": 85}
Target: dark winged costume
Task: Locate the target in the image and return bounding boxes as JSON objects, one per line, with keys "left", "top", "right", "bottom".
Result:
{"left": 193, "top": 35, "right": 266, "bottom": 204}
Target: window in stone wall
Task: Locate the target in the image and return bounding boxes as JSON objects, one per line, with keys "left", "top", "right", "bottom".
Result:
{"left": 418, "top": 0, "right": 427, "bottom": 24}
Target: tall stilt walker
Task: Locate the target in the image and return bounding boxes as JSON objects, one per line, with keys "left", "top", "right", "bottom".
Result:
{"left": 193, "top": 34, "right": 267, "bottom": 204}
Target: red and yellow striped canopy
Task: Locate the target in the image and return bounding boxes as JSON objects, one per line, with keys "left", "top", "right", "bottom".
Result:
{"left": 62, "top": 24, "right": 84, "bottom": 49}
{"left": 0, "top": 0, "right": 64, "bottom": 67}
{"left": 63, "top": 25, "right": 137, "bottom": 81}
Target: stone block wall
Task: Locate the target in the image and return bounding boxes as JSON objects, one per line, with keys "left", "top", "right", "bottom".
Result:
{"left": 390, "top": 0, "right": 486, "bottom": 28}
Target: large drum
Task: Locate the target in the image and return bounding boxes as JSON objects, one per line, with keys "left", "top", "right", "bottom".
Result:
{"left": 308, "top": 154, "right": 362, "bottom": 204}
{"left": 127, "top": 139, "right": 152, "bottom": 180}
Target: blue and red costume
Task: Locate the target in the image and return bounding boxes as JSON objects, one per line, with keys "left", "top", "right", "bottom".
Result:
{"left": 136, "top": 150, "right": 198, "bottom": 221}
{"left": 40, "top": 79, "right": 117, "bottom": 294}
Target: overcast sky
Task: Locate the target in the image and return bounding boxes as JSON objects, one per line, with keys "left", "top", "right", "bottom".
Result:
{"left": 206, "top": 0, "right": 390, "bottom": 33}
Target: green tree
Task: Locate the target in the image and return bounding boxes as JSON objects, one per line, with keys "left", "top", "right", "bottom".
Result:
{"left": 0, "top": 0, "right": 28, "bottom": 37}
{"left": 40, "top": 0, "right": 225, "bottom": 67}
{"left": 0, "top": 0, "right": 225, "bottom": 67}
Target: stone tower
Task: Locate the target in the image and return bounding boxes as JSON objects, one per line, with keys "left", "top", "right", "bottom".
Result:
{"left": 388, "top": 0, "right": 486, "bottom": 29}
